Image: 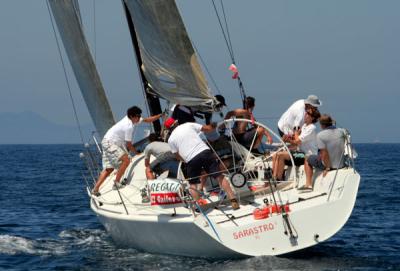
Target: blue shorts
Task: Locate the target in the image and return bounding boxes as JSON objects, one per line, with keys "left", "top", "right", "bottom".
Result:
{"left": 307, "top": 154, "right": 325, "bottom": 170}
{"left": 186, "top": 150, "right": 221, "bottom": 184}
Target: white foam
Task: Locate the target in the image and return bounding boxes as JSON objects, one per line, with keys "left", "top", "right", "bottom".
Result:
{"left": 59, "top": 228, "right": 106, "bottom": 246}
{"left": 0, "top": 234, "right": 65, "bottom": 256}
{"left": 0, "top": 235, "right": 40, "bottom": 255}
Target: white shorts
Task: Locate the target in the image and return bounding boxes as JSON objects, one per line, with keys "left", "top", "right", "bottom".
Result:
{"left": 101, "top": 140, "right": 127, "bottom": 169}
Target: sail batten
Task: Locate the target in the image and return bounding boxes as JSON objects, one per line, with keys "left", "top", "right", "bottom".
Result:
{"left": 49, "top": 0, "right": 115, "bottom": 138}
{"left": 124, "top": 0, "right": 216, "bottom": 110}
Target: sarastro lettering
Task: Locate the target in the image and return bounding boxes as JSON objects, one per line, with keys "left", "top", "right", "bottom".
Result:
{"left": 233, "top": 223, "right": 275, "bottom": 240}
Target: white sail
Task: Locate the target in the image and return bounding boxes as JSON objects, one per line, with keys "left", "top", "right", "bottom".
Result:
{"left": 124, "top": 0, "right": 216, "bottom": 110}
{"left": 49, "top": 0, "right": 115, "bottom": 138}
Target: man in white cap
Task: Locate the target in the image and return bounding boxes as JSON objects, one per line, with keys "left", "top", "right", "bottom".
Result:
{"left": 277, "top": 94, "right": 322, "bottom": 138}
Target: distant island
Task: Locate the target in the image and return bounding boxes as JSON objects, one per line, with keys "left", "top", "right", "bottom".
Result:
{"left": 0, "top": 111, "right": 94, "bottom": 144}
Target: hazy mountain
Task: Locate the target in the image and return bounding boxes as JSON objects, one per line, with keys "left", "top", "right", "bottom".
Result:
{"left": 0, "top": 111, "right": 95, "bottom": 144}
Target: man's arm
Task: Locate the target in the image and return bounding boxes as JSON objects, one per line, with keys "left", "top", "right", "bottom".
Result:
{"left": 126, "top": 141, "right": 140, "bottom": 155}
{"left": 284, "top": 134, "right": 299, "bottom": 147}
{"left": 224, "top": 108, "right": 249, "bottom": 120}
{"left": 320, "top": 148, "right": 331, "bottom": 176}
{"left": 200, "top": 122, "right": 217, "bottom": 133}
{"left": 143, "top": 113, "right": 163, "bottom": 123}
{"left": 174, "top": 153, "right": 184, "bottom": 162}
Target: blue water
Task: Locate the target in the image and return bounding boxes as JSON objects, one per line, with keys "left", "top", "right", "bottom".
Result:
{"left": 0, "top": 144, "right": 399, "bottom": 270}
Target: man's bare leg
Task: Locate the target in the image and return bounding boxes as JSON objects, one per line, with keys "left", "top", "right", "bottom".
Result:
{"left": 217, "top": 175, "right": 235, "bottom": 200}
{"left": 253, "top": 127, "right": 264, "bottom": 149}
{"left": 217, "top": 176, "right": 240, "bottom": 209}
{"left": 272, "top": 153, "right": 279, "bottom": 178}
{"left": 304, "top": 158, "right": 313, "bottom": 188}
{"left": 115, "top": 154, "right": 130, "bottom": 183}
{"left": 93, "top": 168, "right": 114, "bottom": 193}
{"left": 189, "top": 183, "right": 201, "bottom": 201}
{"left": 276, "top": 152, "right": 290, "bottom": 180}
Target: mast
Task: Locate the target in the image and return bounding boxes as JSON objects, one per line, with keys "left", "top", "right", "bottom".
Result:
{"left": 122, "top": 1, "right": 162, "bottom": 134}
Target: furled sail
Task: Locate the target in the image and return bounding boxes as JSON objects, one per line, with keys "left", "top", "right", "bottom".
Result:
{"left": 124, "top": 0, "right": 216, "bottom": 111}
{"left": 49, "top": 0, "right": 115, "bottom": 138}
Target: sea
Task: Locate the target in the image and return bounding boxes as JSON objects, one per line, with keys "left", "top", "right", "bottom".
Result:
{"left": 0, "top": 144, "right": 399, "bottom": 271}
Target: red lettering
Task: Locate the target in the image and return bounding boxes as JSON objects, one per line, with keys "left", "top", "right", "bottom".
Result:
{"left": 232, "top": 223, "right": 276, "bottom": 240}
{"left": 150, "top": 193, "right": 182, "bottom": 205}
{"left": 253, "top": 227, "right": 259, "bottom": 234}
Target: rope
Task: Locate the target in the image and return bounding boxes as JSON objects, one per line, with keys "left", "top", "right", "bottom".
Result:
{"left": 194, "top": 201, "right": 222, "bottom": 242}
{"left": 46, "top": 0, "right": 85, "bottom": 145}
{"left": 220, "top": 0, "right": 235, "bottom": 62}
{"left": 210, "top": 0, "right": 249, "bottom": 106}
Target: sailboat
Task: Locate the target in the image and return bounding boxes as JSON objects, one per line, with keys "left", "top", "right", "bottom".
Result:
{"left": 48, "top": 0, "right": 360, "bottom": 258}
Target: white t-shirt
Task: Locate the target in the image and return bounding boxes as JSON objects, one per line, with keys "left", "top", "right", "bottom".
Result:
{"left": 278, "top": 99, "right": 305, "bottom": 135}
{"left": 299, "top": 123, "right": 318, "bottom": 155}
{"left": 168, "top": 122, "right": 209, "bottom": 163}
{"left": 103, "top": 116, "right": 142, "bottom": 146}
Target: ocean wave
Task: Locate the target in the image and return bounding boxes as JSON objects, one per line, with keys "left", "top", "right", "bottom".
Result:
{"left": 59, "top": 228, "right": 107, "bottom": 246}
{"left": 0, "top": 234, "right": 64, "bottom": 256}
{"left": 0, "top": 229, "right": 106, "bottom": 256}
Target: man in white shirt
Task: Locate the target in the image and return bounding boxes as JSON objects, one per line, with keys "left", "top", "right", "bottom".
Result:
{"left": 168, "top": 122, "right": 240, "bottom": 210}
{"left": 272, "top": 111, "right": 320, "bottom": 181}
{"left": 92, "top": 106, "right": 163, "bottom": 196}
{"left": 277, "top": 94, "right": 322, "bottom": 137}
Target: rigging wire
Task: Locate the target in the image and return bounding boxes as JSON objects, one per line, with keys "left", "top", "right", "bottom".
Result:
{"left": 220, "top": 0, "right": 235, "bottom": 63}
{"left": 211, "top": 0, "right": 235, "bottom": 63}
{"left": 46, "top": 0, "right": 85, "bottom": 145}
{"left": 211, "top": 0, "right": 248, "bottom": 106}
{"left": 191, "top": 42, "right": 222, "bottom": 95}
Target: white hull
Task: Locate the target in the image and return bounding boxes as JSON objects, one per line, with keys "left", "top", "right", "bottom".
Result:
{"left": 95, "top": 211, "right": 241, "bottom": 258}
{"left": 90, "top": 153, "right": 360, "bottom": 258}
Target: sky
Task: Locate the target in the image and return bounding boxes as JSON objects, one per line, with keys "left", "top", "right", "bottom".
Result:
{"left": 0, "top": 0, "right": 399, "bottom": 143}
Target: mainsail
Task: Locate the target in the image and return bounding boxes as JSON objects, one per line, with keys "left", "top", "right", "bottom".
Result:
{"left": 49, "top": 0, "right": 115, "bottom": 138}
{"left": 123, "top": 0, "right": 216, "bottom": 111}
